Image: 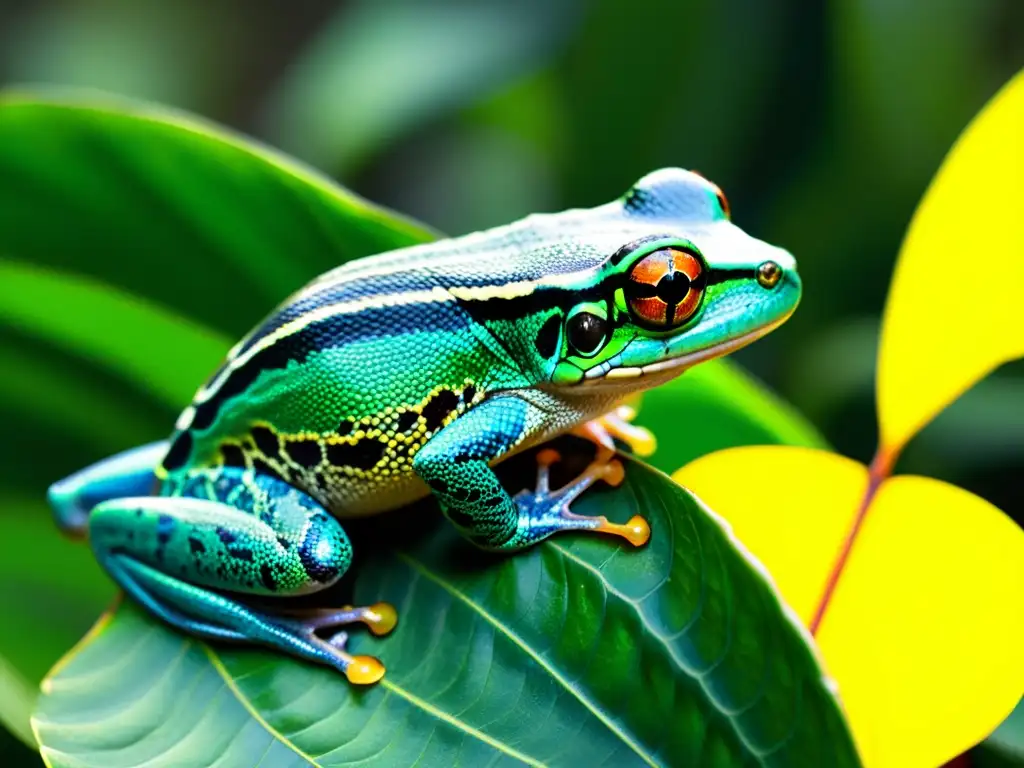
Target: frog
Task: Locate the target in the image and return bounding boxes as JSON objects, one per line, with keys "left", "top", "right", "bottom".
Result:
{"left": 48, "top": 168, "right": 801, "bottom": 685}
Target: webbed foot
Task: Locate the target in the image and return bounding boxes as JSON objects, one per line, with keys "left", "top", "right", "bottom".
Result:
{"left": 507, "top": 448, "right": 650, "bottom": 549}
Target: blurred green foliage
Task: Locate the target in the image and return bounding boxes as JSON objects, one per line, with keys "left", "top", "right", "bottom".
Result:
{"left": 0, "top": 0, "right": 1021, "bottom": 765}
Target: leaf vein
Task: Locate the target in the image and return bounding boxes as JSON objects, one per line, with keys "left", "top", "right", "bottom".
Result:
{"left": 398, "top": 552, "right": 656, "bottom": 768}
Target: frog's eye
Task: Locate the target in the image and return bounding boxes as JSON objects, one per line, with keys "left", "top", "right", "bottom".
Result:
{"left": 565, "top": 306, "right": 608, "bottom": 357}
{"left": 625, "top": 247, "right": 705, "bottom": 329}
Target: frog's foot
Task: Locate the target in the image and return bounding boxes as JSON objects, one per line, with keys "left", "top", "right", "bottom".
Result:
{"left": 509, "top": 448, "right": 650, "bottom": 548}
{"left": 274, "top": 602, "right": 397, "bottom": 685}
{"left": 574, "top": 403, "right": 656, "bottom": 457}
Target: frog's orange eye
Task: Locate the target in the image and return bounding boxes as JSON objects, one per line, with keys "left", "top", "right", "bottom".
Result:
{"left": 625, "top": 247, "right": 706, "bottom": 328}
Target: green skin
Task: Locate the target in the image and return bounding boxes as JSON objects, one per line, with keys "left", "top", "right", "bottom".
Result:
{"left": 49, "top": 168, "right": 801, "bottom": 683}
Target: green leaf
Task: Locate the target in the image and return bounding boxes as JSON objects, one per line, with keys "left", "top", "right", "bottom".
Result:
{"left": 0, "top": 91, "right": 436, "bottom": 337}
{"left": 560, "top": 1, "right": 789, "bottom": 204}
{"left": 973, "top": 696, "right": 1024, "bottom": 767}
{"left": 635, "top": 359, "right": 829, "bottom": 477}
{"left": 33, "top": 451, "right": 859, "bottom": 767}
{"left": 0, "top": 652, "right": 37, "bottom": 748}
{"left": 259, "top": 0, "right": 578, "bottom": 176}
{"left": 0, "top": 260, "right": 230, "bottom": 413}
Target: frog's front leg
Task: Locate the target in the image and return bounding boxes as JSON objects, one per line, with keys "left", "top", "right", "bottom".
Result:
{"left": 88, "top": 469, "right": 395, "bottom": 684}
{"left": 412, "top": 396, "right": 650, "bottom": 551}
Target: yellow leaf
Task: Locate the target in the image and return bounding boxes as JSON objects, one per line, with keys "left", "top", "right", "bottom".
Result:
{"left": 877, "top": 68, "right": 1024, "bottom": 453}
{"left": 675, "top": 445, "right": 1024, "bottom": 768}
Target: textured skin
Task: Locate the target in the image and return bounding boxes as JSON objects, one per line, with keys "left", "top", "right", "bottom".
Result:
{"left": 48, "top": 168, "right": 803, "bottom": 679}
{"left": 92, "top": 469, "right": 351, "bottom": 597}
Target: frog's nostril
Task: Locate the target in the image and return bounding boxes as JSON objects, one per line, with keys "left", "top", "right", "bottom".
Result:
{"left": 756, "top": 260, "right": 784, "bottom": 289}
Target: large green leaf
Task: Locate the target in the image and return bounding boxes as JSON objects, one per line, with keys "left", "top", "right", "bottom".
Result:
{"left": 33, "top": 449, "right": 860, "bottom": 767}
{"left": 0, "top": 91, "right": 436, "bottom": 337}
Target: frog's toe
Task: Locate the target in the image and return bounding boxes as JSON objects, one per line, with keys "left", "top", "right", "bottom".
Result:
{"left": 327, "top": 630, "right": 349, "bottom": 649}
{"left": 344, "top": 655, "right": 386, "bottom": 685}
{"left": 574, "top": 403, "right": 657, "bottom": 458}
{"left": 282, "top": 601, "right": 398, "bottom": 637}
{"left": 297, "top": 624, "right": 387, "bottom": 684}
{"left": 272, "top": 601, "right": 396, "bottom": 683}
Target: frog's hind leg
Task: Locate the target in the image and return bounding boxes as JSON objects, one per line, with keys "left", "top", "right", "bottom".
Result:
{"left": 88, "top": 470, "right": 395, "bottom": 684}
{"left": 47, "top": 441, "right": 168, "bottom": 538}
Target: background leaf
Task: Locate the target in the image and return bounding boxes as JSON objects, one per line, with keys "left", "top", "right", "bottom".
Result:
{"left": 675, "top": 446, "right": 1024, "bottom": 768}
{"left": 0, "top": 92, "right": 436, "bottom": 338}
{"left": 259, "top": 0, "right": 580, "bottom": 177}
{"left": 876, "top": 68, "right": 1024, "bottom": 454}
{"left": 34, "top": 450, "right": 860, "bottom": 768}
{"left": 0, "top": 260, "right": 229, "bottom": 411}
{"left": 635, "top": 360, "right": 828, "bottom": 476}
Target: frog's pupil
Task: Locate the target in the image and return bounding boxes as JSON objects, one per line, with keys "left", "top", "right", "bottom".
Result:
{"left": 567, "top": 312, "right": 607, "bottom": 356}
{"left": 655, "top": 271, "right": 691, "bottom": 305}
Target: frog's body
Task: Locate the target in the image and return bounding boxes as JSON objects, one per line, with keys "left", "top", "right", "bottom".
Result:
{"left": 49, "top": 169, "right": 801, "bottom": 684}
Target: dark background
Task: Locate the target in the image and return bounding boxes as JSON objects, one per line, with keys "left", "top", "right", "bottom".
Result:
{"left": 0, "top": 0, "right": 1021, "bottom": 765}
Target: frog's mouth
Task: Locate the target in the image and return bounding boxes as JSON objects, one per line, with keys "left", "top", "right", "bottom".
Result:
{"left": 578, "top": 314, "right": 790, "bottom": 387}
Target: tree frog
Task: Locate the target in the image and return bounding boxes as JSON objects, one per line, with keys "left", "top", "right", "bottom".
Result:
{"left": 48, "top": 169, "right": 801, "bottom": 684}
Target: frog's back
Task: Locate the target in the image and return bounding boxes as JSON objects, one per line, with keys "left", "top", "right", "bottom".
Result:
{"left": 155, "top": 172, "right": 700, "bottom": 515}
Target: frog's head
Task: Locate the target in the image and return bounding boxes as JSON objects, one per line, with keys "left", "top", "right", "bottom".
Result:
{"left": 520, "top": 168, "right": 802, "bottom": 392}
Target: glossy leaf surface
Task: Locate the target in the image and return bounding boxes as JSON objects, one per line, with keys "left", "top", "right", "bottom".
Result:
{"left": 676, "top": 446, "right": 1024, "bottom": 768}
{"left": 34, "top": 452, "right": 859, "bottom": 767}
{"left": 0, "top": 260, "right": 229, "bottom": 412}
{"left": 876, "top": 68, "right": 1024, "bottom": 453}
{"left": 0, "top": 91, "right": 436, "bottom": 337}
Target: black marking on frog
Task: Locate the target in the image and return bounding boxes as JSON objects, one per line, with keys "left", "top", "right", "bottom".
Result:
{"left": 250, "top": 426, "right": 281, "bottom": 459}
{"left": 162, "top": 431, "right": 193, "bottom": 471}
{"left": 534, "top": 314, "right": 562, "bottom": 358}
{"left": 260, "top": 563, "right": 277, "bottom": 591}
{"left": 216, "top": 527, "right": 237, "bottom": 545}
{"left": 285, "top": 440, "right": 322, "bottom": 469}
{"left": 422, "top": 389, "right": 460, "bottom": 432}
{"left": 326, "top": 439, "right": 387, "bottom": 470}
{"left": 220, "top": 443, "right": 246, "bottom": 468}
{"left": 397, "top": 410, "right": 419, "bottom": 433}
